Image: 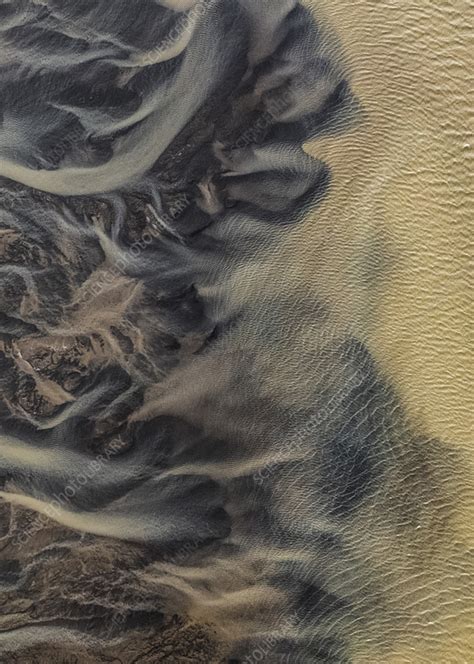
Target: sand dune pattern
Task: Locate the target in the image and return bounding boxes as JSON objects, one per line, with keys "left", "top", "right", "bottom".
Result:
{"left": 0, "top": 1, "right": 471, "bottom": 662}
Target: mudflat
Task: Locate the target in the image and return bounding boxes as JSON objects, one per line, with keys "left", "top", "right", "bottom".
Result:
{"left": 0, "top": 2, "right": 471, "bottom": 662}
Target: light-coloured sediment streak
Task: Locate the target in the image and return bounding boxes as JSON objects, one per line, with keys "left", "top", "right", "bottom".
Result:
{"left": 0, "top": 1, "right": 471, "bottom": 662}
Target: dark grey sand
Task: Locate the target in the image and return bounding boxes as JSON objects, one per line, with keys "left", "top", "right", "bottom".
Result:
{"left": 0, "top": 1, "right": 472, "bottom": 662}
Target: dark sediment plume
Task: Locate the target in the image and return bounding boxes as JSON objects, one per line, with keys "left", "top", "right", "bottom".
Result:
{"left": 0, "top": 2, "right": 468, "bottom": 663}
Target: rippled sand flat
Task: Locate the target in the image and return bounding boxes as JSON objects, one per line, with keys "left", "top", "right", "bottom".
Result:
{"left": 0, "top": 1, "right": 472, "bottom": 662}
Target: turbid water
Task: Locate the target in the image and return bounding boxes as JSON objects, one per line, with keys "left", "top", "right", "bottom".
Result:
{"left": 0, "top": 1, "right": 472, "bottom": 662}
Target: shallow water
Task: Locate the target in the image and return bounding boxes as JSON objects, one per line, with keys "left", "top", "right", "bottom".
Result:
{"left": 0, "top": 1, "right": 472, "bottom": 662}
